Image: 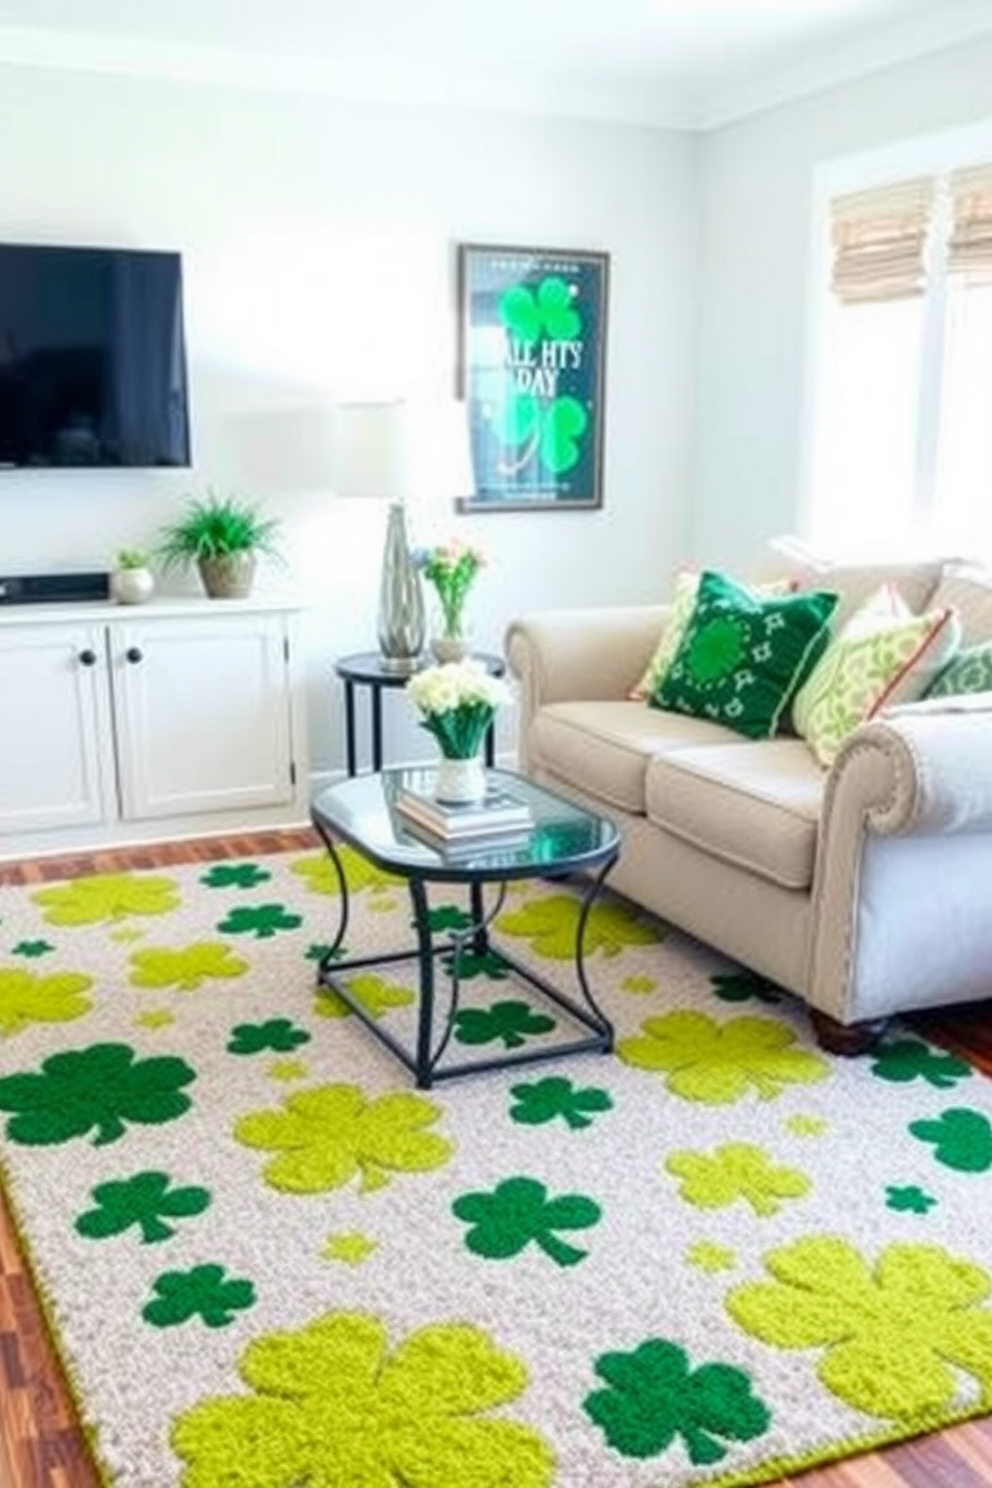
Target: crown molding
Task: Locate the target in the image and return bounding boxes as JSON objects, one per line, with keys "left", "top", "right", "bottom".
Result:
{"left": 0, "top": 6, "right": 989, "bottom": 135}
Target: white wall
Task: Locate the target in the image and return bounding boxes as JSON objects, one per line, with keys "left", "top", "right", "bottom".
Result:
{"left": 691, "top": 33, "right": 992, "bottom": 573}
{"left": 0, "top": 64, "right": 697, "bottom": 776}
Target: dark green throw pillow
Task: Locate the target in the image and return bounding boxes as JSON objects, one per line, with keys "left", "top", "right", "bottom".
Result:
{"left": 925, "top": 641, "right": 992, "bottom": 698}
{"left": 650, "top": 570, "right": 838, "bottom": 738}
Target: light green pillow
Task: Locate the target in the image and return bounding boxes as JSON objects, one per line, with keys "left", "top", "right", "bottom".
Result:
{"left": 793, "top": 602, "right": 961, "bottom": 767}
{"left": 926, "top": 641, "right": 992, "bottom": 698}
{"left": 650, "top": 570, "right": 837, "bottom": 739}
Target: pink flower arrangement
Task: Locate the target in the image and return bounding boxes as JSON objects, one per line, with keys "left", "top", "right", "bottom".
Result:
{"left": 414, "top": 540, "right": 485, "bottom": 639}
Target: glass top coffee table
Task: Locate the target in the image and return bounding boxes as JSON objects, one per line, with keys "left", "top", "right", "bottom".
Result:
{"left": 310, "top": 767, "right": 621, "bottom": 1087}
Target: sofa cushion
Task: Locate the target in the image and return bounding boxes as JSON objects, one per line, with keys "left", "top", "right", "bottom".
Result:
{"left": 650, "top": 570, "right": 837, "bottom": 739}
{"left": 762, "top": 540, "right": 945, "bottom": 625}
{"left": 793, "top": 596, "right": 960, "bottom": 767}
{"left": 528, "top": 701, "right": 744, "bottom": 814}
{"left": 629, "top": 571, "right": 794, "bottom": 701}
{"left": 645, "top": 739, "right": 824, "bottom": 890}
{"left": 928, "top": 562, "right": 992, "bottom": 646}
{"left": 926, "top": 640, "right": 992, "bottom": 698}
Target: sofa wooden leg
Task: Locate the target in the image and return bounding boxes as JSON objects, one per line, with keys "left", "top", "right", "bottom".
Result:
{"left": 809, "top": 1009, "right": 889, "bottom": 1056}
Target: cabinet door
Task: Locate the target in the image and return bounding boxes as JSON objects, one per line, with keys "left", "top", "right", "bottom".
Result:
{"left": 0, "top": 623, "right": 114, "bottom": 834}
{"left": 112, "top": 612, "right": 295, "bottom": 821}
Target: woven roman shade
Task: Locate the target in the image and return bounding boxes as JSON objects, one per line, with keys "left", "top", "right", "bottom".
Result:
{"left": 830, "top": 176, "right": 935, "bottom": 304}
{"left": 947, "top": 162, "right": 992, "bottom": 282}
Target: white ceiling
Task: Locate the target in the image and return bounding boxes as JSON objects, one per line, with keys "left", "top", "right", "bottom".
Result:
{"left": 0, "top": 0, "right": 989, "bottom": 129}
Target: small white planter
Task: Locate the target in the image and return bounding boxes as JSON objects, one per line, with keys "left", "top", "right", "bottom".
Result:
{"left": 110, "top": 567, "right": 156, "bottom": 605}
{"left": 434, "top": 754, "right": 486, "bottom": 805}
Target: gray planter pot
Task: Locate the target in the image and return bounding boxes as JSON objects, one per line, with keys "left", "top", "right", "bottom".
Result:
{"left": 197, "top": 552, "right": 256, "bottom": 599}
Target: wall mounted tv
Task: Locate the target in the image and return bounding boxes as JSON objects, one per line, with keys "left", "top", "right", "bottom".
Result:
{"left": 0, "top": 242, "right": 191, "bottom": 469}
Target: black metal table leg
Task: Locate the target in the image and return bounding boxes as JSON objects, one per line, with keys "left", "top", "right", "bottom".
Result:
{"left": 484, "top": 720, "right": 495, "bottom": 768}
{"left": 343, "top": 681, "right": 357, "bottom": 778}
{"left": 371, "top": 690, "right": 383, "bottom": 772}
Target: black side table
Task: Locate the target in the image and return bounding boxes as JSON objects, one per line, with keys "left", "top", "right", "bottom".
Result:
{"left": 334, "top": 651, "right": 507, "bottom": 776}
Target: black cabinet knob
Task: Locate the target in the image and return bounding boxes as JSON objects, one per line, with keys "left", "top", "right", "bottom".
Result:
{"left": 78, "top": 648, "right": 97, "bottom": 667}
{"left": 126, "top": 646, "right": 143, "bottom": 664}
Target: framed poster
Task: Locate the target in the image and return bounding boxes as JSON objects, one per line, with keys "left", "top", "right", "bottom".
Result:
{"left": 456, "top": 243, "right": 609, "bottom": 511}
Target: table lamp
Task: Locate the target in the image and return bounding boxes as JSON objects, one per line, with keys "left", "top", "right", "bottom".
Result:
{"left": 331, "top": 399, "right": 475, "bottom": 673}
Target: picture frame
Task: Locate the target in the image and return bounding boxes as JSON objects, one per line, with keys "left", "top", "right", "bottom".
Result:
{"left": 456, "top": 243, "right": 609, "bottom": 511}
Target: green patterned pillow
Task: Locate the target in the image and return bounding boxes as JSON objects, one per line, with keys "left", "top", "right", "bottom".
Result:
{"left": 926, "top": 641, "right": 992, "bottom": 698}
{"left": 649, "top": 570, "right": 837, "bottom": 739}
{"left": 793, "top": 602, "right": 961, "bottom": 767}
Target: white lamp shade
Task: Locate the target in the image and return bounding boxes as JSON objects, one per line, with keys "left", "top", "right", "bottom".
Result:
{"left": 331, "top": 399, "right": 475, "bottom": 506}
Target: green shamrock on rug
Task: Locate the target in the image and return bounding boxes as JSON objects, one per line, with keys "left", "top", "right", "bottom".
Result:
{"left": 199, "top": 863, "right": 272, "bottom": 889}
{"left": 76, "top": 1170, "right": 211, "bottom": 1243}
{"left": 618, "top": 1011, "right": 828, "bottom": 1103}
{"left": 144, "top": 1264, "right": 255, "bottom": 1328}
{"left": 727, "top": 1234, "right": 992, "bottom": 1421}
{"left": 909, "top": 1108, "right": 992, "bottom": 1172}
{"left": 0, "top": 1042, "right": 196, "bottom": 1145}
{"left": 584, "top": 1338, "right": 771, "bottom": 1465}
{"left": 510, "top": 1076, "right": 613, "bottom": 1129}
{"left": 228, "top": 1019, "right": 311, "bottom": 1055}
{"left": 31, "top": 873, "right": 180, "bottom": 925}
{"left": 496, "top": 895, "right": 660, "bottom": 959}
{"left": 129, "top": 942, "right": 249, "bottom": 991}
{"left": 235, "top": 1083, "right": 452, "bottom": 1194}
{"left": 454, "top": 1176, "right": 601, "bottom": 1266}
{"left": 290, "top": 848, "right": 401, "bottom": 897}
{"left": 665, "top": 1143, "right": 810, "bottom": 1217}
{"left": 170, "top": 1311, "right": 554, "bottom": 1487}
{"left": 313, "top": 973, "right": 414, "bottom": 1021}
{"left": 871, "top": 1039, "right": 972, "bottom": 1089}
{"left": 454, "top": 1000, "right": 555, "bottom": 1049}
{"left": 217, "top": 904, "right": 303, "bottom": 939}
{"left": 0, "top": 967, "right": 93, "bottom": 1036}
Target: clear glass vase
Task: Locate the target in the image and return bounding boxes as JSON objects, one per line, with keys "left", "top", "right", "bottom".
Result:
{"left": 429, "top": 604, "right": 471, "bottom": 664}
{"left": 434, "top": 754, "right": 487, "bottom": 804}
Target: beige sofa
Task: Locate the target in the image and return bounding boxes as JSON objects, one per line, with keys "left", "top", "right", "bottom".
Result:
{"left": 505, "top": 554, "right": 992, "bottom": 1051}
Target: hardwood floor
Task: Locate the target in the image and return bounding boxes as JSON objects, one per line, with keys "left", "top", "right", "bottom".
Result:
{"left": 1, "top": 831, "right": 991, "bottom": 1486}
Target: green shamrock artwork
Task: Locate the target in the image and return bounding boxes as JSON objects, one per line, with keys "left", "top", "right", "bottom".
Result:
{"left": 441, "top": 946, "right": 511, "bottom": 982}
{"left": 909, "top": 1108, "right": 992, "bottom": 1172}
{"left": 584, "top": 1338, "right": 771, "bottom": 1465}
{"left": 509, "top": 1076, "right": 613, "bottom": 1130}
{"left": 235, "top": 1083, "right": 452, "bottom": 1194}
{"left": 618, "top": 1011, "right": 828, "bottom": 1104}
{"left": 143, "top": 1264, "right": 255, "bottom": 1328}
{"left": 710, "top": 971, "right": 782, "bottom": 1005}
{"left": 453, "top": 1176, "right": 601, "bottom": 1267}
{"left": 199, "top": 862, "right": 272, "bottom": 889}
{"left": 10, "top": 940, "right": 54, "bottom": 959}
{"left": 228, "top": 1019, "right": 311, "bottom": 1056}
{"left": 886, "top": 1185, "right": 937, "bottom": 1215}
{"left": 727, "top": 1235, "right": 992, "bottom": 1421}
{"left": 502, "top": 276, "right": 582, "bottom": 344}
{"left": 0, "top": 1042, "right": 196, "bottom": 1146}
{"left": 290, "top": 848, "right": 400, "bottom": 898}
{"left": 453, "top": 1000, "right": 556, "bottom": 1049}
{"left": 76, "top": 1170, "right": 211, "bottom": 1243}
{"left": 128, "top": 942, "right": 249, "bottom": 991}
{"left": 497, "top": 895, "right": 659, "bottom": 960}
{"left": 313, "top": 974, "right": 414, "bottom": 1021}
{"left": 665, "top": 1143, "right": 810, "bottom": 1217}
{"left": 31, "top": 873, "right": 180, "bottom": 926}
{"left": 871, "top": 1039, "right": 972, "bottom": 1089}
{"left": 217, "top": 904, "right": 303, "bottom": 940}
{"left": 0, "top": 967, "right": 93, "bottom": 1036}
{"left": 170, "top": 1311, "right": 554, "bottom": 1488}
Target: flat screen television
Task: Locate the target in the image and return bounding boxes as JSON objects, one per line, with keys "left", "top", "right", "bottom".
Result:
{"left": 0, "top": 242, "right": 191, "bottom": 469}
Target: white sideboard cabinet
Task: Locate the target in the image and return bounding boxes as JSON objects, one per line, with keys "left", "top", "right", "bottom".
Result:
{"left": 0, "top": 596, "right": 310, "bottom": 861}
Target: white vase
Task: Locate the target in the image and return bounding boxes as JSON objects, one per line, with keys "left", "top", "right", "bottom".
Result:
{"left": 110, "top": 567, "right": 156, "bottom": 605}
{"left": 434, "top": 754, "right": 487, "bottom": 805}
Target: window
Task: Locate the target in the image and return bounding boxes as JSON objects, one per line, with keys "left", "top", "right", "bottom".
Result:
{"left": 808, "top": 163, "right": 992, "bottom": 558}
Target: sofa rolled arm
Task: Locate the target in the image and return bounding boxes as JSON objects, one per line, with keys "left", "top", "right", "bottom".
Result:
{"left": 506, "top": 603, "right": 669, "bottom": 707}
{"left": 827, "top": 696, "right": 992, "bottom": 838}
{"left": 809, "top": 696, "right": 992, "bottom": 1024}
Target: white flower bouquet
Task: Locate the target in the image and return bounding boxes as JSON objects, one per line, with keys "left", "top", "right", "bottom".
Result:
{"left": 406, "top": 659, "right": 511, "bottom": 759}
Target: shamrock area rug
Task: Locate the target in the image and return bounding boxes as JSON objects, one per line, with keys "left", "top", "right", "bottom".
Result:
{"left": 2, "top": 847, "right": 992, "bottom": 1488}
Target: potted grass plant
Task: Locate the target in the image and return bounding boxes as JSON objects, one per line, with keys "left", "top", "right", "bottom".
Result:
{"left": 156, "top": 492, "right": 283, "bottom": 599}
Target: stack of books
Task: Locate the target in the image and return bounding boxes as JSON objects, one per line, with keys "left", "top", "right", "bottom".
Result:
{"left": 394, "top": 773, "right": 534, "bottom": 849}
